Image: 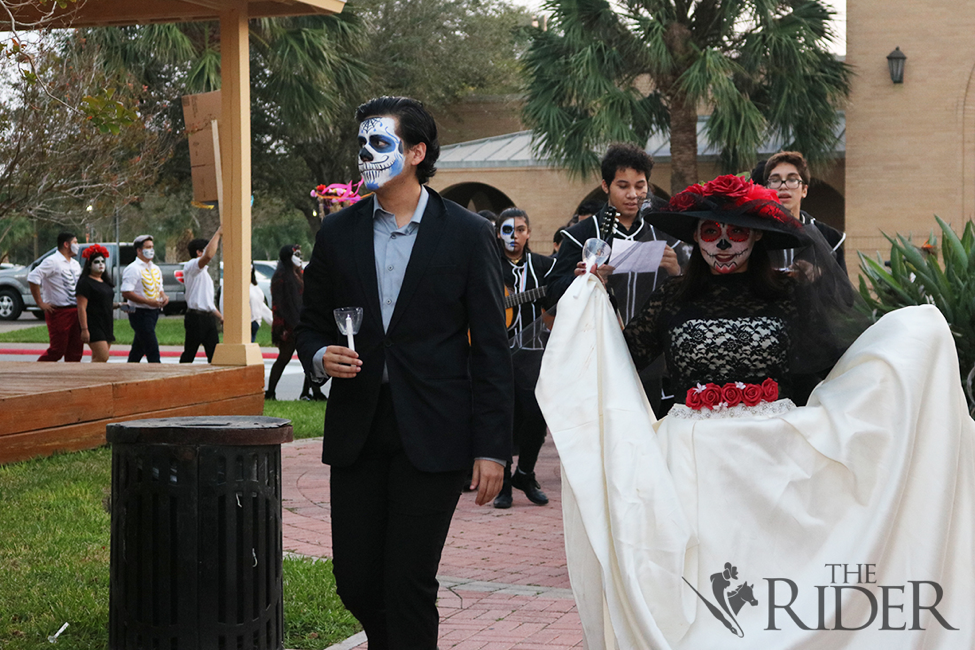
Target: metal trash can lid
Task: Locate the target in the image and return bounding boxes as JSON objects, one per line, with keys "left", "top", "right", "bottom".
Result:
{"left": 107, "top": 416, "right": 294, "bottom": 446}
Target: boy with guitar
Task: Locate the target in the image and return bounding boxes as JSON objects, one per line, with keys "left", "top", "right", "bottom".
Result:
{"left": 545, "top": 143, "right": 687, "bottom": 414}
{"left": 494, "top": 207, "right": 555, "bottom": 508}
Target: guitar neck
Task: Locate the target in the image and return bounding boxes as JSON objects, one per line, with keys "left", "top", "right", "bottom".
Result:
{"left": 504, "top": 286, "right": 547, "bottom": 309}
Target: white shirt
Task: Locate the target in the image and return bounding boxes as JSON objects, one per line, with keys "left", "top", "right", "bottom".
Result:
{"left": 26, "top": 252, "right": 81, "bottom": 307}
{"left": 121, "top": 258, "right": 163, "bottom": 309}
{"left": 250, "top": 283, "right": 272, "bottom": 325}
{"left": 182, "top": 258, "right": 216, "bottom": 311}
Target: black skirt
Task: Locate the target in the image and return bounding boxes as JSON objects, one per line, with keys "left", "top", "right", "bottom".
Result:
{"left": 76, "top": 276, "right": 115, "bottom": 343}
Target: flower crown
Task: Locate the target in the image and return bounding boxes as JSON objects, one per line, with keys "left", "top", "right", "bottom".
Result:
{"left": 311, "top": 180, "right": 364, "bottom": 206}
{"left": 82, "top": 244, "right": 110, "bottom": 260}
{"left": 667, "top": 174, "right": 799, "bottom": 230}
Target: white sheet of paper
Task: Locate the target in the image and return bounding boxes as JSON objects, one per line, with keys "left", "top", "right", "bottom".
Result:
{"left": 610, "top": 240, "right": 666, "bottom": 274}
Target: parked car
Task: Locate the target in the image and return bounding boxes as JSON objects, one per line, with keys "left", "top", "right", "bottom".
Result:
{"left": 216, "top": 260, "right": 275, "bottom": 313}
{"left": 0, "top": 242, "right": 187, "bottom": 321}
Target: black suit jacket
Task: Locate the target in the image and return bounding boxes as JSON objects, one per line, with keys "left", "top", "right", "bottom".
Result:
{"left": 296, "top": 188, "right": 513, "bottom": 472}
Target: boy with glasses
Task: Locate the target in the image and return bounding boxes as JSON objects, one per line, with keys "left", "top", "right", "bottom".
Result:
{"left": 759, "top": 151, "right": 847, "bottom": 271}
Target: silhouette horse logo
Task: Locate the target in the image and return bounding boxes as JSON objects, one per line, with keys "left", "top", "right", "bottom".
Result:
{"left": 683, "top": 562, "right": 759, "bottom": 637}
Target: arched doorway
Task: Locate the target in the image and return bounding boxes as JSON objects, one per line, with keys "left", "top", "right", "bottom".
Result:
{"left": 806, "top": 180, "right": 845, "bottom": 232}
{"left": 440, "top": 183, "right": 515, "bottom": 215}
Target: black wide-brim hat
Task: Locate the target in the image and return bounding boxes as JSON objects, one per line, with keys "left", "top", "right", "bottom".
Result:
{"left": 642, "top": 177, "right": 809, "bottom": 250}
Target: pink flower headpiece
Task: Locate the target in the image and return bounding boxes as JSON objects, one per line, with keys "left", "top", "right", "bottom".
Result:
{"left": 311, "top": 180, "right": 365, "bottom": 206}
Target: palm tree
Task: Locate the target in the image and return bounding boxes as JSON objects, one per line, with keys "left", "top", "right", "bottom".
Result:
{"left": 522, "top": 0, "right": 851, "bottom": 194}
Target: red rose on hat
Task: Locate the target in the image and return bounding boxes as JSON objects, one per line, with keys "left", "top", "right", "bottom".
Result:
{"left": 742, "top": 383, "right": 763, "bottom": 407}
{"left": 762, "top": 378, "right": 779, "bottom": 402}
{"left": 670, "top": 187, "right": 704, "bottom": 212}
{"left": 703, "top": 174, "right": 750, "bottom": 200}
{"left": 737, "top": 183, "right": 780, "bottom": 206}
{"left": 700, "top": 383, "right": 722, "bottom": 409}
{"left": 721, "top": 382, "right": 744, "bottom": 408}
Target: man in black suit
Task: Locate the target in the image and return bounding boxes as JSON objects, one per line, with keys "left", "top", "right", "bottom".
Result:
{"left": 296, "top": 96, "right": 512, "bottom": 649}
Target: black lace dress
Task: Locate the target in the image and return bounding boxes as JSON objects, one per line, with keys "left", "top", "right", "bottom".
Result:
{"left": 623, "top": 273, "right": 796, "bottom": 403}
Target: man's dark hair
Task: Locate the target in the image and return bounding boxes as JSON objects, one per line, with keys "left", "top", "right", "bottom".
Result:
{"left": 57, "top": 232, "right": 75, "bottom": 250}
{"left": 187, "top": 238, "right": 209, "bottom": 258}
{"left": 477, "top": 210, "right": 498, "bottom": 225}
{"left": 764, "top": 151, "right": 810, "bottom": 185}
{"left": 600, "top": 143, "right": 653, "bottom": 186}
{"left": 575, "top": 200, "right": 603, "bottom": 218}
{"left": 355, "top": 96, "right": 440, "bottom": 184}
{"left": 750, "top": 159, "right": 767, "bottom": 185}
{"left": 497, "top": 207, "right": 530, "bottom": 232}
{"left": 553, "top": 229, "right": 564, "bottom": 246}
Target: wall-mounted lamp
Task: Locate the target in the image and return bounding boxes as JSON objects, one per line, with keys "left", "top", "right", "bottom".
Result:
{"left": 887, "top": 47, "right": 906, "bottom": 84}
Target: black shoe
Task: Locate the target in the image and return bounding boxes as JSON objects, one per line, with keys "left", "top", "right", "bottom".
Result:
{"left": 493, "top": 490, "right": 512, "bottom": 509}
{"left": 511, "top": 469, "right": 549, "bottom": 505}
{"left": 264, "top": 391, "right": 276, "bottom": 401}
{"left": 493, "top": 477, "right": 513, "bottom": 509}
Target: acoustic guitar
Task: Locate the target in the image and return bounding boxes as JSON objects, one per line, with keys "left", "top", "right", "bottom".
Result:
{"left": 504, "top": 285, "right": 547, "bottom": 328}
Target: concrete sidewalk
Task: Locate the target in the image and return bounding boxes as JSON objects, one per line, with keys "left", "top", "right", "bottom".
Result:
{"left": 282, "top": 437, "right": 584, "bottom": 649}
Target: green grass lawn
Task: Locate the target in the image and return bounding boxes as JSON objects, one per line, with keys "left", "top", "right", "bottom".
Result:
{"left": 0, "top": 317, "right": 274, "bottom": 347}
{"left": 263, "top": 399, "right": 326, "bottom": 439}
{"left": 0, "top": 421, "right": 355, "bottom": 649}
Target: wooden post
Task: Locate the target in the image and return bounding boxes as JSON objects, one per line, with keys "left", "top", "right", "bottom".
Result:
{"left": 212, "top": 0, "right": 262, "bottom": 366}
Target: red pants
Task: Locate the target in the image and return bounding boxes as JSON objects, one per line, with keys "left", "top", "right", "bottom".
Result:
{"left": 39, "top": 306, "right": 83, "bottom": 362}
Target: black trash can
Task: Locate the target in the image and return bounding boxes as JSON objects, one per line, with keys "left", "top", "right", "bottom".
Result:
{"left": 107, "top": 416, "right": 294, "bottom": 650}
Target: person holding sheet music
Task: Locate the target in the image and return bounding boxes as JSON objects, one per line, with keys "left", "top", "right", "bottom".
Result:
{"left": 494, "top": 207, "right": 555, "bottom": 508}
{"left": 546, "top": 143, "right": 688, "bottom": 413}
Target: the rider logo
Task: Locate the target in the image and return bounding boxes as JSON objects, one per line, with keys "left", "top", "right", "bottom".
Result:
{"left": 684, "top": 562, "right": 758, "bottom": 638}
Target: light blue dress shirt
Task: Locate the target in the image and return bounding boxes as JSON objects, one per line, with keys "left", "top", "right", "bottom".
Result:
{"left": 312, "top": 188, "right": 428, "bottom": 381}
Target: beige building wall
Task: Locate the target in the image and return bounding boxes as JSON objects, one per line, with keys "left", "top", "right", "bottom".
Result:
{"left": 845, "top": 1, "right": 975, "bottom": 272}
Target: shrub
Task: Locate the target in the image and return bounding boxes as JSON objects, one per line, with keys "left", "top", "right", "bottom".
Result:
{"left": 858, "top": 216, "right": 975, "bottom": 414}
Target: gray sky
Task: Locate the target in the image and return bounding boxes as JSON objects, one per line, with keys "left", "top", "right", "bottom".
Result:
{"left": 511, "top": 0, "right": 847, "bottom": 55}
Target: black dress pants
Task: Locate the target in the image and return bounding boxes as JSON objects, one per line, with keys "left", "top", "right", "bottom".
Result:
{"left": 329, "top": 385, "right": 465, "bottom": 650}
{"left": 180, "top": 310, "right": 219, "bottom": 363}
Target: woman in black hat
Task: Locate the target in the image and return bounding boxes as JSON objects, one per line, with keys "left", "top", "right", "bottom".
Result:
{"left": 547, "top": 176, "right": 975, "bottom": 647}
{"left": 615, "top": 174, "right": 861, "bottom": 411}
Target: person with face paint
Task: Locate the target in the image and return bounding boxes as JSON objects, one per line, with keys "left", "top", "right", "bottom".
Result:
{"left": 542, "top": 181, "right": 975, "bottom": 648}
{"left": 296, "top": 96, "right": 512, "bottom": 650}
{"left": 493, "top": 207, "right": 555, "bottom": 509}
{"left": 27, "top": 231, "right": 84, "bottom": 362}
{"left": 620, "top": 174, "right": 866, "bottom": 407}
{"left": 76, "top": 244, "right": 117, "bottom": 362}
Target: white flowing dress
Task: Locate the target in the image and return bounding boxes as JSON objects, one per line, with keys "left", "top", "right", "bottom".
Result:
{"left": 536, "top": 273, "right": 975, "bottom": 649}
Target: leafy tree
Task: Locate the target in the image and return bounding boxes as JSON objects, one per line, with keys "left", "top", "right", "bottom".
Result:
{"left": 81, "top": 0, "right": 531, "bottom": 232}
{"left": 0, "top": 34, "right": 172, "bottom": 251}
{"left": 522, "top": 0, "right": 851, "bottom": 194}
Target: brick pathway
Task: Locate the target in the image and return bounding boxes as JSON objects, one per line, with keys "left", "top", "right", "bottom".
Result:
{"left": 282, "top": 437, "right": 584, "bottom": 649}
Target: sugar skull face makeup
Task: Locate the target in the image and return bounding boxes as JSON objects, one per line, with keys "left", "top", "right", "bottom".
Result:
{"left": 695, "top": 220, "right": 759, "bottom": 274}
{"left": 91, "top": 257, "right": 107, "bottom": 273}
{"left": 357, "top": 116, "right": 405, "bottom": 191}
{"left": 499, "top": 218, "right": 517, "bottom": 251}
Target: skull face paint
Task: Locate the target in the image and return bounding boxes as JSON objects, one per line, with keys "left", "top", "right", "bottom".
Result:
{"left": 696, "top": 220, "right": 758, "bottom": 274}
{"left": 499, "top": 218, "right": 517, "bottom": 251}
{"left": 357, "top": 116, "right": 405, "bottom": 190}
{"left": 91, "top": 257, "right": 107, "bottom": 274}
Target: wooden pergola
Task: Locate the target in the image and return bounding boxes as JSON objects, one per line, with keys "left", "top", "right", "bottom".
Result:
{"left": 4, "top": 0, "right": 345, "bottom": 365}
